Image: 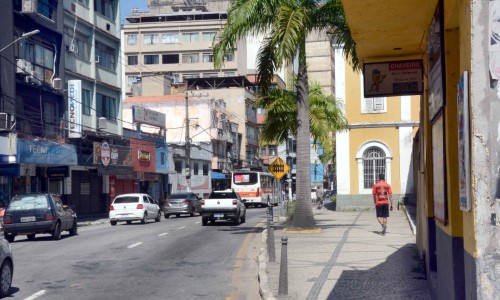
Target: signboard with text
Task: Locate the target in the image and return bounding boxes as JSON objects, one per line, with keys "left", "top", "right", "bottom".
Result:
{"left": 133, "top": 106, "right": 166, "bottom": 128}
{"left": 68, "top": 80, "right": 82, "bottom": 138}
{"left": 363, "top": 60, "right": 423, "bottom": 98}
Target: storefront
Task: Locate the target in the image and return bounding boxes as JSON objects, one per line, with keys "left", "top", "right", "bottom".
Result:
{"left": 130, "top": 138, "right": 159, "bottom": 201}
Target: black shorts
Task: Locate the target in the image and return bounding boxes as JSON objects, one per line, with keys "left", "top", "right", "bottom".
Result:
{"left": 376, "top": 204, "right": 389, "bottom": 218}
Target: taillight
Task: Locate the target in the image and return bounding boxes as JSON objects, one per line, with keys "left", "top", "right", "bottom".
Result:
{"left": 109, "top": 205, "right": 114, "bottom": 211}
{"left": 182, "top": 200, "right": 189, "bottom": 204}
{"left": 137, "top": 204, "right": 144, "bottom": 209}
{"left": 0, "top": 210, "right": 4, "bottom": 217}
{"left": 232, "top": 199, "right": 237, "bottom": 205}
{"left": 200, "top": 199, "right": 205, "bottom": 205}
{"left": 45, "top": 212, "right": 54, "bottom": 221}
{"left": 3, "top": 216, "right": 11, "bottom": 224}
{"left": 257, "top": 188, "right": 261, "bottom": 197}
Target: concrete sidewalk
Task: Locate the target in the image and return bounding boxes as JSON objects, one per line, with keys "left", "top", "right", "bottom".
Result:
{"left": 259, "top": 204, "right": 430, "bottom": 300}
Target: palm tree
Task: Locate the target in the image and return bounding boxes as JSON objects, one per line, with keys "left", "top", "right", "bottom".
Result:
{"left": 213, "top": 0, "right": 358, "bottom": 228}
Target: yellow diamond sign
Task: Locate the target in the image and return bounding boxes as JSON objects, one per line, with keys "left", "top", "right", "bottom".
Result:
{"left": 268, "top": 157, "right": 290, "bottom": 180}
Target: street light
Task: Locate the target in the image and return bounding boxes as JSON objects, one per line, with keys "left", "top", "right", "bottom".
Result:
{"left": 0, "top": 29, "right": 40, "bottom": 53}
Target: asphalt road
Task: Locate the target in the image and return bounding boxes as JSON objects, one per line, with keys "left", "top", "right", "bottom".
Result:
{"left": 8, "top": 208, "right": 266, "bottom": 300}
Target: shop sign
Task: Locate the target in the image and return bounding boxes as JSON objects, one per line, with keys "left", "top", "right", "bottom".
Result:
{"left": 17, "top": 139, "right": 77, "bottom": 165}
{"left": 0, "top": 164, "right": 20, "bottom": 176}
{"left": 46, "top": 166, "right": 69, "bottom": 178}
{"left": 138, "top": 150, "right": 151, "bottom": 161}
{"left": 133, "top": 106, "right": 166, "bottom": 128}
{"left": 68, "top": 80, "right": 82, "bottom": 138}
{"left": 100, "top": 141, "right": 111, "bottom": 166}
{"left": 93, "top": 142, "right": 132, "bottom": 167}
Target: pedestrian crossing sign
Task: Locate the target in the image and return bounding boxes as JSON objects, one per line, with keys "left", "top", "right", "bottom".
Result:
{"left": 268, "top": 157, "right": 290, "bottom": 180}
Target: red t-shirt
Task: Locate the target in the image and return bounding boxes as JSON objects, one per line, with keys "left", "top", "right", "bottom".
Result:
{"left": 372, "top": 181, "right": 392, "bottom": 206}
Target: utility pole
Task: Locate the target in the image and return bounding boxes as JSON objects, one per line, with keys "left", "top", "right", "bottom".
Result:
{"left": 185, "top": 91, "right": 191, "bottom": 192}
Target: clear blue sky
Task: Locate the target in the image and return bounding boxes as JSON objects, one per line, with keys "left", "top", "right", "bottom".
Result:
{"left": 121, "top": 0, "right": 149, "bottom": 23}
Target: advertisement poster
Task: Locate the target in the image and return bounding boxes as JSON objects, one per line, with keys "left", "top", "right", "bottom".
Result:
{"left": 458, "top": 71, "right": 471, "bottom": 211}
{"left": 363, "top": 60, "right": 423, "bottom": 98}
{"left": 432, "top": 114, "right": 447, "bottom": 223}
{"left": 427, "top": 2, "right": 445, "bottom": 120}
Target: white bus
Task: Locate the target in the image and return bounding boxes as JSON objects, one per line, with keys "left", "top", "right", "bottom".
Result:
{"left": 231, "top": 170, "right": 277, "bottom": 207}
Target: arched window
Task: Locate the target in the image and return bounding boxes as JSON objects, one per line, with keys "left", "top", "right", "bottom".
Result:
{"left": 362, "top": 147, "right": 386, "bottom": 189}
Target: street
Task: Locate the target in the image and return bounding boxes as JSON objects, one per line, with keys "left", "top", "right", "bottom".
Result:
{"left": 7, "top": 209, "right": 265, "bottom": 300}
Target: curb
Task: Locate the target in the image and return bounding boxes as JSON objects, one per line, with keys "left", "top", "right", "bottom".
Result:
{"left": 258, "top": 228, "right": 275, "bottom": 300}
{"left": 77, "top": 220, "right": 107, "bottom": 227}
{"left": 401, "top": 205, "right": 416, "bottom": 235}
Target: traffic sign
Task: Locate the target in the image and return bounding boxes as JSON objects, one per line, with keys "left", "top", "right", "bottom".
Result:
{"left": 268, "top": 157, "right": 290, "bottom": 180}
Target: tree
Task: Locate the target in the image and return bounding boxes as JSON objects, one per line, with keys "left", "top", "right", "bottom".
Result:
{"left": 213, "top": 0, "right": 358, "bottom": 228}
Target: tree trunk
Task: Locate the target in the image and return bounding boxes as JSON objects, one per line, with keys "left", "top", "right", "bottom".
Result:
{"left": 292, "top": 50, "right": 315, "bottom": 229}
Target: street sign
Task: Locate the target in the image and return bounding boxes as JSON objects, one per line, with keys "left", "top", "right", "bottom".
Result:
{"left": 268, "top": 157, "right": 290, "bottom": 180}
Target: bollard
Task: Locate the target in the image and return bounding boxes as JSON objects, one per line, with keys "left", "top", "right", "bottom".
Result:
{"left": 268, "top": 223, "right": 276, "bottom": 262}
{"left": 278, "top": 236, "right": 288, "bottom": 295}
{"left": 267, "top": 206, "right": 273, "bottom": 224}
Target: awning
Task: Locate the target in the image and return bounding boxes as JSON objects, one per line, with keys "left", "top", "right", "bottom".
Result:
{"left": 211, "top": 171, "right": 226, "bottom": 179}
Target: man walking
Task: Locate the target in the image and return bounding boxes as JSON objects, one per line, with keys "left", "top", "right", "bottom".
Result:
{"left": 316, "top": 186, "right": 324, "bottom": 209}
{"left": 372, "top": 173, "right": 393, "bottom": 235}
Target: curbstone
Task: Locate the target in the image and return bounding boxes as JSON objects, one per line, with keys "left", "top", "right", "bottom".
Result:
{"left": 259, "top": 229, "right": 276, "bottom": 300}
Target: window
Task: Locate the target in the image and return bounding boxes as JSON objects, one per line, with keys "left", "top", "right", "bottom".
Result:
{"left": 162, "top": 54, "right": 179, "bottom": 64}
{"left": 203, "top": 164, "right": 209, "bottom": 176}
{"left": 78, "top": 0, "right": 89, "bottom": 5}
{"left": 362, "top": 97, "right": 386, "bottom": 113}
{"left": 127, "top": 75, "right": 141, "bottom": 87}
{"left": 268, "top": 145, "right": 277, "bottom": 156}
{"left": 193, "top": 163, "right": 199, "bottom": 175}
{"left": 182, "top": 32, "right": 199, "bottom": 43}
{"left": 37, "top": 0, "right": 56, "bottom": 20}
{"left": 260, "top": 147, "right": 266, "bottom": 155}
{"left": 96, "top": 93, "right": 117, "bottom": 121}
{"left": 362, "top": 147, "right": 386, "bottom": 189}
{"left": 95, "top": 0, "right": 114, "bottom": 19}
{"left": 127, "top": 34, "right": 137, "bottom": 45}
{"left": 64, "top": 27, "right": 90, "bottom": 60}
{"left": 144, "top": 55, "right": 159, "bottom": 65}
{"left": 162, "top": 33, "right": 179, "bottom": 44}
{"left": 82, "top": 89, "right": 91, "bottom": 116}
{"left": 202, "top": 53, "right": 214, "bottom": 63}
{"left": 95, "top": 41, "right": 116, "bottom": 70}
{"left": 128, "top": 55, "right": 138, "bottom": 65}
{"left": 182, "top": 53, "right": 199, "bottom": 64}
{"left": 224, "top": 54, "right": 234, "bottom": 62}
{"left": 182, "top": 74, "right": 199, "bottom": 80}
{"left": 224, "top": 72, "right": 235, "bottom": 77}
{"left": 174, "top": 160, "right": 182, "bottom": 173}
{"left": 15, "top": 37, "right": 55, "bottom": 85}
{"left": 203, "top": 73, "right": 218, "bottom": 78}
{"left": 143, "top": 33, "right": 159, "bottom": 45}
{"left": 202, "top": 32, "right": 217, "bottom": 42}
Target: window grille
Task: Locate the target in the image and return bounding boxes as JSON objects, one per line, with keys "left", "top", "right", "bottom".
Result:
{"left": 363, "top": 147, "right": 386, "bottom": 189}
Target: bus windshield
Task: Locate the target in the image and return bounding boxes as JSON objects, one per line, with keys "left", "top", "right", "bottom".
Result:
{"left": 233, "top": 173, "right": 258, "bottom": 185}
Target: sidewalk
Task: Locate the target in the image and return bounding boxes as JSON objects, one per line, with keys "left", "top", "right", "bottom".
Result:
{"left": 259, "top": 203, "right": 430, "bottom": 300}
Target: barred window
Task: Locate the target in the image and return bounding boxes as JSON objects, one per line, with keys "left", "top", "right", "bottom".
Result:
{"left": 174, "top": 160, "right": 182, "bottom": 173}
{"left": 363, "top": 147, "right": 386, "bottom": 189}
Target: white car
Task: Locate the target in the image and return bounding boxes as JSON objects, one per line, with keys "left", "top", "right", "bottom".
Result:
{"left": 0, "top": 237, "right": 13, "bottom": 298}
{"left": 109, "top": 193, "right": 161, "bottom": 225}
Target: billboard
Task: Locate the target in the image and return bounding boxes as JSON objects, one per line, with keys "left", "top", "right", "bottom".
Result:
{"left": 68, "top": 80, "right": 82, "bottom": 138}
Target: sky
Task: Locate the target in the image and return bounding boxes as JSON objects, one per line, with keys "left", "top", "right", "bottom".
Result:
{"left": 120, "top": 0, "right": 149, "bottom": 23}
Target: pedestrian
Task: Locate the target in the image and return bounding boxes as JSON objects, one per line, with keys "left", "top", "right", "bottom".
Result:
{"left": 316, "top": 186, "right": 324, "bottom": 209}
{"left": 372, "top": 173, "right": 393, "bottom": 235}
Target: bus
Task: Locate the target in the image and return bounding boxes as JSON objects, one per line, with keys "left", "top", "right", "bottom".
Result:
{"left": 231, "top": 170, "right": 277, "bottom": 207}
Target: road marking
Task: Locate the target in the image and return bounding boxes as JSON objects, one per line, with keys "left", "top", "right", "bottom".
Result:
{"left": 24, "top": 290, "right": 46, "bottom": 300}
{"left": 177, "top": 226, "right": 186, "bottom": 229}
{"left": 195, "top": 221, "right": 201, "bottom": 224}
{"left": 158, "top": 232, "right": 168, "bottom": 236}
{"left": 127, "top": 242, "right": 143, "bottom": 248}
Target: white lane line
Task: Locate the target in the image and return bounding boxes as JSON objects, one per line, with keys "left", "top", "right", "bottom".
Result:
{"left": 127, "top": 242, "right": 143, "bottom": 249}
{"left": 177, "top": 226, "right": 186, "bottom": 229}
{"left": 194, "top": 221, "right": 201, "bottom": 224}
{"left": 158, "top": 232, "right": 168, "bottom": 236}
{"left": 24, "top": 290, "right": 47, "bottom": 300}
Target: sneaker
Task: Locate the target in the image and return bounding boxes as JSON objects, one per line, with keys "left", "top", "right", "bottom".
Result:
{"left": 381, "top": 225, "right": 387, "bottom": 235}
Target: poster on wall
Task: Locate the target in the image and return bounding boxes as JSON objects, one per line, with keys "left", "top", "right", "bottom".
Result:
{"left": 458, "top": 71, "right": 471, "bottom": 211}
{"left": 427, "top": 1, "right": 446, "bottom": 120}
{"left": 432, "top": 114, "right": 448, "bottom": 223}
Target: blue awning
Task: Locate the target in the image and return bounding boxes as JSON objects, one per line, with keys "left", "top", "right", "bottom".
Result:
{"left": 211, "top": 172, "right": 226, "bottom": 179}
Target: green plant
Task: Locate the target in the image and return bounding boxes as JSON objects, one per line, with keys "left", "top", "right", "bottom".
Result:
{"left": 285, "top": 201, "right": 296, "bottom": 224}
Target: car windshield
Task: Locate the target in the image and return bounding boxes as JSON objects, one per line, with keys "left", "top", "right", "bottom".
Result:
{"left": 168, "top": 194, "right": 189, "bottom": 200}
{"left": 8, "top": 195, "right": 49, "bottom": 210}
{"left": 209, "top": 192, "right": 237, "bottom": 199}
{"left": 113, "top": 196, "right": 140, "bottom": 204}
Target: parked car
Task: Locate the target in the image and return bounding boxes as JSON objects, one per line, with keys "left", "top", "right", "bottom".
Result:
{"left": 201, "top": 191, "right": 246, "bottom": 226}
{"left": 0, "top": 237, "right": 13, "bottom": 298}
{"left": 109, "top": 193, "right": 161, "bottom": 225}
{"left": 3, "top": 194, "right": 78, "bottom": 242}
{"left": 163, "top": 193, "right": 201, "bottom": 218}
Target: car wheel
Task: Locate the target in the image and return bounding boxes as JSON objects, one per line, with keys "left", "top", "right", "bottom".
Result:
{"left": 233, "top": 216, "right": 240, "bottom": 225}
{"left": 110, "top": 220, "right": 117, "bottom": 226}
{"left": 164, "top": 214, "right": 170, "bottom": 219}
{"left": 141, "top": 213, "right": 147, "bottom": 224}
{"left": 69, "top": 219, "right": 78, "bottom": 236}
{"left": 202, "top": 217, "right": 208, "bottom": 226}
{"left": 176, "top": 214, "right": 180, "bottom": 218}
{"left": 3, "top": 234, "right": 13, "bottom": 243}
{"left": 0, "top": 259, "right": 13, "bottom": 298}
{"left": 241, "top": 213, "right": 246, "bottom": 224}
{"left": 27, "top": 234, "right": 36, "bottom": 241}
{"left": 126, "top": 221, "right": 132, "bottom": 224}
{"left": 52, "top": 222, "right": 62, "bottom": 240}
{"left": 189, "top": 208, "right": 195, "bottom": 217}
{"left": 155, "top": 211, "right": 161, "bottom": 222}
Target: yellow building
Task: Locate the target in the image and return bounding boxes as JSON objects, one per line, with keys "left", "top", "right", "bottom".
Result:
{"left": 335, "top": 49, "right": 420, "bottom": 209}
{"left": 341, "top": 0, "right": 499, "bottom": 299}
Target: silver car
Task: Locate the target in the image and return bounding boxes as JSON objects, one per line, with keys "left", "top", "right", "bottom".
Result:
{"left": 0, "top": 238, "right": 13, "bottom": 297}
{"left": 163, "top": 193, "right": 201, "bottom": 218}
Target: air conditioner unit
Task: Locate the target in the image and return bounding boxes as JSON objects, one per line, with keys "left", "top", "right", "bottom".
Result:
{"left": 22, "top": 0, "right": 38, "bottom": 14}
{"left": 66, "top": 44, "right": 78, "bottom": 53}
{"left": 16, "top": 59, "right": 32, "bottom": 75}
{"left": 0, "top": 113, "right": 9, "bottom": 131}
{"left": 95, "top": 55, "right": 100, "bottom": 63}
{"left": 52, "top": 78, "right": 63, "bottom": 90}
{"left": 98, "top": 117, "right": 107, "bottom": 129}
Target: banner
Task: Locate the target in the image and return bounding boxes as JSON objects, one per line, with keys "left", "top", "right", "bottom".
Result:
{"left": 68, "top": 80, "right": 82, "bottom": 138}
